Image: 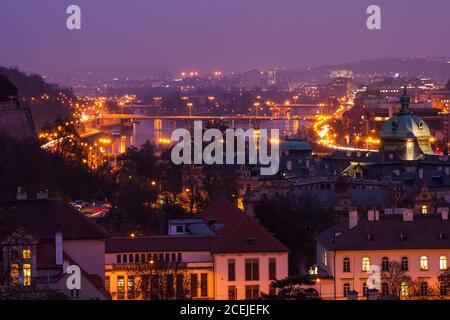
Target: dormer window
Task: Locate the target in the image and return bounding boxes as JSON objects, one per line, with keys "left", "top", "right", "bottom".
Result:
{"left": 367, "top": 234, "right": 375, "bottom": 241}
{"left": 439, "top": 232, "right": 447, "bottom": 240}
{"left": 400, "top": 233, "right": 408, "bottom": 240}
{"left": 392, "top": 122, "right": 398, "bottom": 130}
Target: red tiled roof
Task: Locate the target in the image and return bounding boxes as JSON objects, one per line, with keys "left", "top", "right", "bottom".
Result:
{"left": 204, "top": 199, "right": 289, "bottom": 253}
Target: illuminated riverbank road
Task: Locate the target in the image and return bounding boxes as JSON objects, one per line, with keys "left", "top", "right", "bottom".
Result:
{"left": 96, "top": 114, "right": 316, "bottom": 121}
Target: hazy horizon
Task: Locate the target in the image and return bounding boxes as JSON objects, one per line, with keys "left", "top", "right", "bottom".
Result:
{"left": 1, "top": 0, "right": 450, "bottom": 76}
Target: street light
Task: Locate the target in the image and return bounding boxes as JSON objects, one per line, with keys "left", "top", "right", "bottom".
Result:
{"left": 253, "top": 102, "right": 260, "bottom": 117}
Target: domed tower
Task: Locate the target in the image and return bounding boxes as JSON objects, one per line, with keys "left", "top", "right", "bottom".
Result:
{"left": 380, "top": 88, "right": 434, "bottom": 160}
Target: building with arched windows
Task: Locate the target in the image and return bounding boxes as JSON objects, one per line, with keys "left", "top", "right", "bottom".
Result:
{"left": 313, "top": 208, "right": 450, "bottom": 300}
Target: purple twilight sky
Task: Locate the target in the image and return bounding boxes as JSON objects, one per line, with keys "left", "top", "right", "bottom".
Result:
{"left": 0, "top": 0, "right": 450, "bottom": 75}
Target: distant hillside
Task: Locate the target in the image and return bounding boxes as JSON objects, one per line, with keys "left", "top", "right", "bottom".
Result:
{"left": 313, "top": 57, "right": 450, "bottom": 78}
{"left": 0, "top": 67, "right": 73, "bottom": 130}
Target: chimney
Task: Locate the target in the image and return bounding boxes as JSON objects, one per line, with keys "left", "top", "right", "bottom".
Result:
{"left": 55, "top": 224, "right": 63, "bottom": 266}
{"left": 349, "top": 210, "right": 358, "bottom": 229}
{"left": 418, "top": 168, "right": 424, "bottom": 179}
{"left": 437, "top": 207, "right": 449, "bottom": 221}
{"left": 16, "top": 187, "right": 27, "bottom": 200}
{"left": 402, "top": 209, "right": 414, "bottom": 222}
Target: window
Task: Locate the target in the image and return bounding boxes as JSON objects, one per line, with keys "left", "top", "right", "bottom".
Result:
{"left": 323, "top": 251, "right": 328, "bottom": 266}
{"left": 127, "top": 276, "right": 135, "bottom": 299}
{"left": 23, "top": 264, "right": 31, "bottom": 286}
{"left": 10, "top": 264, "right": 19, "bottom": 286}
{"left": 171, "top": 253, "right": 176, "bottom": 262}
{"left": 176, "top": 225, "right": 184, "bottom": 233}
{"left": 117, "top": 254, "right": 121, "bottom": 264}
{"left": 117, "top": 276, "right": 125, "bottom": 299}
{"left": 228, "top": 259, "right": 235, "bottom": 281}
{"left": 440, "top": 256, "right": 448, "bottom": 271}
{"left": 269, "top": 258, "right": 277, "bottom": 280}
{"left": 71, "top": 289, "right": 79, "bottom": 298}
{"left": 362, "top": 282, "right": 368, "bottom": 297}
{"left": 421, "top": 205, "right": 428, "bottom": 215}
{"left": 166, "top": 274, "right": 174, "bottom": 298}
{"left": 105, "top": 276, "right": 110, "bottom": 292}
{"left": 10, "top": 250, "right": 19, "bottom": 260}
{"left": 420, "top": 256, "right": 428, "bottom": 271}
{"left": 177, "top": 253, "right": 182, "bottom": 262}
{"left": 440, "top": 282, "right": 448, "bottom": 296}
{"left": 401, "top": 257, "right": 409, "bottom": 271}
{"left": 343, "top": 283, "right": 350, "bottom": 297}
{"left": 23, "top": 249, "right": 31, "bottom": 260}
{"left": 362, "top": 257, "right": 370, "bottom": 272}
{"left": 401, "top": 282, "right": 409, "bottom": 297}
{"left": 176, "top": 274, "right": 185, "bottom": 299}
{"left": 200, "top": 274, "right": 208, "bottom": 297}
{"left": 245, "top": 259, "right": 259, "bottom": 281}
{"left": 228, "top": 286, "right": 237, "bottom": 300}
{"left": 123, "top": 254, "right": 128, "bottom": 263}
{"left": 245, "top": 285, "right": 260, "bottom": 300}
{"left": 129, "top": 254, "right": 134, "bottom": 263}
{"left": 141, "top": 254, "right": 146, "bottom": 263}
{"left": 165, "top": 253, "right": 170, "bottom": 262}
{"left": 135, "top": 254, "right": 140, "bottom": 263}
{"left": 190, "top": 274, "right": 198, "bottom": 298}
{"left": 381, "top": 282, "right": 389, "bottom": 296}
{"left": 343, "top": 257, "right": 351, "bottom": 272}
{"left": 381, "top": 257, "right": 389, "bottom": 272}
{"left": 420, "top": 282, "right": 428, "bottom": 296}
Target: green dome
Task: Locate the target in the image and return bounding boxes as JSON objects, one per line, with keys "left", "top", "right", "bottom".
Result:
{"left": 381, "top": 88, "right": 431, "bottom": 140}
{"left": 381, "top": 113, "right": 431, "bottom": 139}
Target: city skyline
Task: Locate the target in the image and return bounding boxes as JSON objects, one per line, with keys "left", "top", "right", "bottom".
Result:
{"left": 1, "top": 0, "right": 450, "bottom": 75}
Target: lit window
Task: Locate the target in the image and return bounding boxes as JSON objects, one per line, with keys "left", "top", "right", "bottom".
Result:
{"left": 401, "top": 282, "right": 409, "bottom": 297}
{"left": 440, "top": 256, "right": 448, "bottom": 271}
{"left": 23, "top": 264, "right": 31, "bottom": 286}
{"left": 421, "top": 205, "right": 428, "bottom": 215}
{"left": 420, "top": 256, "right": 428, "bottom": 271}
{"left": 362, "top": 257, "right": 370, "bottom": 272}
{"left": 10, "top": 264, "right": 19, "bottom": 286}
{"left": 23, "top": 249, "right": 31, "bottom": 260}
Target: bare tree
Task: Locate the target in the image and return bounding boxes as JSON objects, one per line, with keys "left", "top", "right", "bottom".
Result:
{"left": 407, "top": 280, "right": 439, "bottom": 300}
{"left": 127, "top": 260, "right": 192, "bottom": 300}
{"left": 0, "top": 210, "right": 39, "bottom": 299}
{"left": 381, "top": 261, "right": 411, "bottom": 299}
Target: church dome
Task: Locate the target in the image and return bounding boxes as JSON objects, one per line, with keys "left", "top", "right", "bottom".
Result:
{"left": 380, "top": 89, "right": 431, "bottom": 140}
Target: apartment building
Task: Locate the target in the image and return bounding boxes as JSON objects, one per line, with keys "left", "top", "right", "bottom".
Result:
{"left": 105, "top": 198, "right": 289, "bottom": 300}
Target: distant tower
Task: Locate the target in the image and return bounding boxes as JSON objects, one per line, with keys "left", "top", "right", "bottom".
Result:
{"left": 380, "top": 88, "right": 434, "bottom": 160}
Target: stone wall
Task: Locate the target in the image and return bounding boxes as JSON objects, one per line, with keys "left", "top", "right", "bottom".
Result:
{"left": 0, "top": 101, "right": 36, "bottom": 140}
